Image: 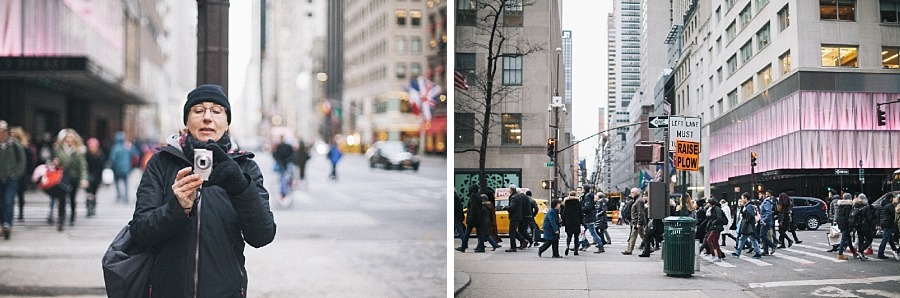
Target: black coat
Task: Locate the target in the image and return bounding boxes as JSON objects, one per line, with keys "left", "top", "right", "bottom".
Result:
{"left": 130, "top": 141, "right": 276, "bottom": 298}
{"left": 595, "top": 200, "right": 609, "bottom": 230}
{"left": 706, "top": 206, "right": 725, "bottom": 232}
{"left": 562, "top": 197, "right": 582, "bottom": 234}
{"left": 739, "top": 204, "right": 757, "bottom": 236}
{"left": 466, "top": 192, "right": 483, "bottom": 226}
{"left": 581, "top": 193, "right": 597, "bottom": 224}
{"left": 879, "top": 202, "right": 896, "bottom": 227}
{"left": 506, "top": 193, "right": 528, "bottom": 221}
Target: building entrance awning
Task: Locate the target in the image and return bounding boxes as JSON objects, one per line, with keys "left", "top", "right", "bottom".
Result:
{"left": 0, "top": 56, "right": 145, "bottom": 104}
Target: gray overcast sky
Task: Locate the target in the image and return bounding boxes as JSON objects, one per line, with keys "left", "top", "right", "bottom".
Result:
{"left": 562, "top": 0, "right": 613, "bottom": 171}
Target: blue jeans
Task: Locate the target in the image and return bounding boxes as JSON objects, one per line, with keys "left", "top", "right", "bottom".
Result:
{"left": 837, "top": 228, "right": 856, "bottom": 254}
{"left": 758, "top": 223, "right": 777, "bottom": 253}
{"left": 114, "top": 174, "right": 129, "bottom": 202}
{"left": 0, "top": 179, "right": 18, "bottom": 227}
{"left": 474, "top": 227, "right": 499, "bottom": 251}
{"left": 878, "top": 227, "right": 897, "bottom": 256}
{"left": 454, "top": 220, "right": 466, "bottom": 239}
{"left": 735, "top": 233, "right": 760, "bottom": 257}
{"left": 583, "top": 223, "right": 604, "bottom": 247}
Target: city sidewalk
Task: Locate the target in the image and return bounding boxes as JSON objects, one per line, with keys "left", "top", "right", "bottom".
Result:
{"left": 454, "top": 224, "right": 760, "bottom": 297}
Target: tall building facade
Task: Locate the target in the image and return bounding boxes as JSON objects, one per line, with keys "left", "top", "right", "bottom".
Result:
{"left": 671, "top": 0, "right": 900, "bottom": 199}
{"left": 606, "top": 0, "right": 644, "bottom": 192}
{"left": 343, "top": 0, "right": 437, "bottom": 153}
{"left": 251, "top": 0, "right": 327, "bottom": 147}
{"left": 454, "top": 0, "right": 569, "bottom": 199}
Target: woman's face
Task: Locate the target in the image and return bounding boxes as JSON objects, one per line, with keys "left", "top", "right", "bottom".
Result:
{"left": 64, "top": 133, "right": 77, "bottom": 146}
{"left": 186, "top": 103, "right": 228, "bottom": 142}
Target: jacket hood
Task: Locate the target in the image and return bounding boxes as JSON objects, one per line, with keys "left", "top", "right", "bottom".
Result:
{"left": 564, "top": 196, "right": 579, "bottom": 202}
{"left": 115, "top": 131, "right": 126, "bottom": 143}
{"left": 852, "top": 198, "right": 866, "bottom": 206}
{"left": 837, "top": 199, "right": 854, "bottom": 206}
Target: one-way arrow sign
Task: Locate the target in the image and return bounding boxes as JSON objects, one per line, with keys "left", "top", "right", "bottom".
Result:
{"left": 649, "top": 115, "right": 669, "bottom": 128}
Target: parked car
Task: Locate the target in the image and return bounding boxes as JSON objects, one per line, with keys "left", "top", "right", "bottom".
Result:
{"left": 365, "top": 141, "right": 420, "bottom": 171}
{"left": 462, "top": 197, "right": 549, "bottom": 235}
{"left": 790, "top": 196, "right": 828, "bottom": 230}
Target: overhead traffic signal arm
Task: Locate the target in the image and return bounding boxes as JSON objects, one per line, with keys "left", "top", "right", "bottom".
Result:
{"left": 876, "top": 99, "right": 900, "bottom": 126}
{"left": 751, "top": 152, "right": 757, "bottom": 168}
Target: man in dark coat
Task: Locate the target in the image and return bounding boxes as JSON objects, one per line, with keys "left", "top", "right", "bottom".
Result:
{"left": 581, "top": 186, "right": 605, "bottom": 253}
{"left": 130, "top": 84, "right": 276, "bottom": 297}
{"left": 835, "top": 193, "right": 857, "bottom": 260}
{"left": 623, "top": 188, "right": 646, "bottom": 255}
{"left": 562, "top": 192, "right": 582, "bottom": 256}
{"left": 456, "top": 185, "right": 482, "bottom": 252}
{"left": 876, "top": 196, "right": 898, "bottom": 259}
{"left": 454, "top": 194, "right": 465, "bottom": 239}
{"left": 503, "top": 185, "right": 530, "bottom": 252}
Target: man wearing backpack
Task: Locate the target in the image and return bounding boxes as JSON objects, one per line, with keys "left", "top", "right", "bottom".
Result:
{"left": 836, "top": 193, "right": 858, "bottom": 260}
{"left": 0, "top": 121, "right": 25, "bottom": 240}
{"left": 580, "top": 185, "right": 605, "bottom": 253}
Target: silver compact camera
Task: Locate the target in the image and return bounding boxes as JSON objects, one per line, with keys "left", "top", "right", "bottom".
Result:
{"left": 194, "top": 149, "right": 213, "bottom": 181}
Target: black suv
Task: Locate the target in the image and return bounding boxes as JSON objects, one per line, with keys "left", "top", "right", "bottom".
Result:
{"left": 791, "top": 196, "right": 828, "bottom": 230}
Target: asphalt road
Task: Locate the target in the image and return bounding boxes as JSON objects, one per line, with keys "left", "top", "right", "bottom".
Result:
{"left": 0, "top": 150, "right": 448, "bottom": 298}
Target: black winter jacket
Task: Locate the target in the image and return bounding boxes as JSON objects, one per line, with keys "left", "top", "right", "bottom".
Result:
{"left": 582, "top": 193, "right": 597, "bottom": 224}
{"left": 130, "top": 139, "right": 276, "bottom": 298}
{"left": 562, "top": 197, "right": 582, "bottom": 235}
{"left": 879, "top": 202, "right": 896, "bottom": 228}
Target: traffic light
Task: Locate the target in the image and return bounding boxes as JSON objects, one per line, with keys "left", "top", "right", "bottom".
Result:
{"left": 750, "top": 152, "right": 757, "bottom": 167}
{"left": 541, "top": 180, "right": 551, "bottom": 189}
{"left": 877, "top": 106, "right": 886, "bottom": 126}
{"left": 547, "top": 138, "right": 556, "bottom": 157}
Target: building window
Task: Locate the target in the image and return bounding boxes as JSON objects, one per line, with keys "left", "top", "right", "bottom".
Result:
{"left": 716, "top": 37, "right": 722, "bottom": 53}
{"left": 396, "top": 62, "right": 407, "bottom": 78}
{"left": 455, "top": 113, "right": 475, "bottom": 145}
{"left": 716, "top": 6, "right": 722, "bottom": 23}
{"left": 883, "top": 0, "right": 900, "bottom": 23}
{"left": 756, "top": 22, "right": 770, "bottom": 50}
{"left": 727, "top": 54, "right": 737, "bottom": 76}
{"left": 396, "top": 10, "right": 407, "bottom": 25}
{"left": 778, "top": 5, "right": 790, "bottom": 30}
{"left": 717, "top": 99, "right": 724, "bottom": 116}
{"left": 821, "top": 45, "right": 859, "bottom": 67}
{"left": 726, "top": 21, "right": 736, "bottom": 43}
{"left": 395, "top": 36, "right": 406, "bottom": 54}
{"left": 502, "top": 55, "right": 523, "bottom": 86}
{"left": 410, "top": 10, "right": 422, "bottom": 26}
{"left": 820, "top": 0, "right": 856, "bottom": 21}
{"left": 780, "top": 51, "right": 792, "bottom": 74}
{"left": 883, "top": 47, "right": 900, "bottom": 68}
{"left": 504, "top": 0, "right": 524, "bottom": 27}
{"left": 740, "top": 41, "right": 753, "bottom": 63}
{"left": 741, "top": 79, "right": 754, "bottom": 100}
{"left": 757, "top": 0, "right": 770, "bottom": 11}
{"left": 758, "top": 65, "right": 772, "bottom": 89}
{"left": 739, "top": 5, "right": 752, "bottom": 29}
{"left": 410, "top": 63, "right": 422, "bottom": 77}
{"left": 457, "top": 0, "right": 476, "bottom": 26}
{"left": 728, "top": 89, "right": 738, "bottom": 107}
{"left": 410, "top": 36, "right": 422, "bottom": 54}
{"left": 456, "top": 53, "right": 476, "bottom": 83}
{"left": 501, "top": 113, "right": 522, "bottom": 145}
{"left": 717, "top": 67, "right": 723, "bottom": 83}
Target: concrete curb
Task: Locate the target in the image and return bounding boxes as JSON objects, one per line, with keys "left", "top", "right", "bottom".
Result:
{"left": 453, "top": 271, "right": 471, "bottom": 296}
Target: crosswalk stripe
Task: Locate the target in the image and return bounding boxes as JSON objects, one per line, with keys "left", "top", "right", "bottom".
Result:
{"left": 781, "top": 248, "right": 847, "bottom": 263}
{"left": 701, "top": 255, "right": 737, "bottom": 267}
{"left": 795, "top": 243, "right": 830, "bottom": 251}
{"left": 720, "top": 249, "right": 772, "bottom": 266}
{"left": 769, "top": 251, "right": 816, "bottom": 264}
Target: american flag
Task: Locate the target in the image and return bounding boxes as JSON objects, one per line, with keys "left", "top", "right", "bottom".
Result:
{"left": 407, "top": 76, "right": 442, "bottom": 121}
{"left": 454, "top": 70, "right": 469, "bottom": 91}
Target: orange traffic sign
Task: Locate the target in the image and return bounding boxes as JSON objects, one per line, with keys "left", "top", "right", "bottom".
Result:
{"left": 673, "top": 140, "right": 700, "bottom": 171}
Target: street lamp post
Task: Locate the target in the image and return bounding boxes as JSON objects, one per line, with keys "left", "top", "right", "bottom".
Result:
{"left": 550, "top": 48, "right": 563, "bottom": 200}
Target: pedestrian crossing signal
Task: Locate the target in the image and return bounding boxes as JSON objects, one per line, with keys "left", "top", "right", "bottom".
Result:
{"left": 541, "top": 180, "right": 551, "bottom": 189}
{"left": 547, "top": 138, "right": 556, "bottom": 157}
{"left": 877, "top": 107, "right": 886, "bottom": 126}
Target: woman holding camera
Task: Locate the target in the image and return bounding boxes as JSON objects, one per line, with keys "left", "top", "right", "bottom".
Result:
{"left": 129, "top": 84, "right": 276, "bottom": 297}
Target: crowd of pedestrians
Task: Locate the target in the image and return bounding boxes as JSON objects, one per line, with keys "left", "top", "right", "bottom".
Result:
{"left": 0, "top": 118, "right": 145, "bottom": 236}
{"left": 454, "top": 182, "right": 900, "bottom": 266}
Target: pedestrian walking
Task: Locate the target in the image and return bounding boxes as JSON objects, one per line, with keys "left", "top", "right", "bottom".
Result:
{"left": 327, "top": 140, "right": 342, "bottom": 180}
{"left": 875, "top": 194, "right": 897, "bottom": 260}
{"left": 622, "top": 188, "right": 646, "bottom": 255}
{"left": 732, "top": 193, "right": 762, "bottom": 258}
{"left": 851, "top": 194, "right": 875, "bottom": 260}
{"left": 580, "top": 185, "right": 605, "bottom": 253}
{"left": 525, "top": 190, "right": 541, "bottom": 247}
{"left": 474, "top": 194, "right": 501, "bottom": 252}
{"left": 538, "top": 199, "right": 562, "bottom": 258}
{"left": 758, "top": 191, "right": 778, "bottom": 255}
{"left": 706, "top": 198, "right": 727, "bottom": 261}
{"left": 893, "top": 195, "right": 900, "bottom": 261}
{"left": 9, "top": 127, "right": 36, "bottom": 222}
{"left": 595, "top": 194, "right": 612, "bottom": 245}
{"left": 720, "top": 199, "right": 738, "bottom": 246}
{"left": 835, "top": 193, "right": 858, "bottom": 260}
{"left": 84, "top": 138, "right": 105, "bottom": 217}
{"left": 53, "top": 129, "right": 88, "bottom": 228}
{"left": 456, "top": 186, "right": 479, "bottom": 253}
{"left": 0, "top": 120, "right": 26, "bottom": 239}
{"left": 129, "top": 84, "right": 276, "bottom": 297}
{"left": 776, "top": 192, "right": 794, "bottom": 248}
{"left": 454, "top": 193, "right": 466, "bottom": 239}
{"left": 562, "top": 191, "right": 582, "bottom": 256}
{"left": 503, "top": 185, "right": 530, "bottom": 252}
{"left": 294, "top": 137, "right": 311, "bottom": 182}
{"left": 108, "top": 131, "right": 136, "bottom": 203}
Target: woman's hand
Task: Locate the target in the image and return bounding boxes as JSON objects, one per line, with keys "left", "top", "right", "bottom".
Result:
{"left": 173, "top": 167, "right": 203, "bottom": 215}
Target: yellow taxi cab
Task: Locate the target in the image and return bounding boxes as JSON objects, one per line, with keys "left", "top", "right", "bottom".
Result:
{"left": 463, "top": 197, "right": 550, "bottom": 235}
